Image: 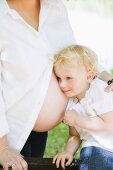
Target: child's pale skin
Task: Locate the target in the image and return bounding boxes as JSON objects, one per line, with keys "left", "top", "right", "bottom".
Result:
{"left": 53, "top": 63, "right": 113, "bottom": 169}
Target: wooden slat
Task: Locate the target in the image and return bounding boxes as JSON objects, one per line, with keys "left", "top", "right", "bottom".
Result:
{"left": 0, "top": 158, "right": 79, "bottom": 170}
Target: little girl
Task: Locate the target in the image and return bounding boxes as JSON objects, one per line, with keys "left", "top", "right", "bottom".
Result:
{"left": 53, "top": 45, "right": 113, "bottom": 170}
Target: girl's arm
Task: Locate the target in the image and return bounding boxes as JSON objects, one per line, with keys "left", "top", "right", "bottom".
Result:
{"left": 53, "top": 126, "right": 81, "bottom": 169}
{"left": 65, "top": 126, "right": 81, "bottom": 155}
{"left": 64, "top": 110, "right": 113, "bottom": 132}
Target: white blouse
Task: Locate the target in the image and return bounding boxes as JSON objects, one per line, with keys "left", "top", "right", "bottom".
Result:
{"left": 67, "top": 78, "right": 113, "bottom": 153}
{"left": 0, "top": 0, "right": 75, "bottom": 151}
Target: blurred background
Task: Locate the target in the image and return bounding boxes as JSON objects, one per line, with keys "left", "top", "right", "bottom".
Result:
{"left": 44, "top": 0, "right": 113, "bottom": 158}
{"left": 63, "top": 0, "right": 113, "bottom": 71}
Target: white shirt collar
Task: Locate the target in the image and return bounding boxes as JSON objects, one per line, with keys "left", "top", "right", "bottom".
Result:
{"left": 0, "top": 0, "right": 25, "bottom": 19}
{"left": 0, "top": 0, "right": 51, "bottom": 26}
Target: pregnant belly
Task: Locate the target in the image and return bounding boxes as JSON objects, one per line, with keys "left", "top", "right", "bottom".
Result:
{"left": 33, "top": 73, "right": 68, "bottom": 132}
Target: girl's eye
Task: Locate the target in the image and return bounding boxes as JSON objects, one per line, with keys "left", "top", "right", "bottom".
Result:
{"left": 57, "top": 77, "right": 61, "bottom": 81}
{"left": 66, "top": 77, "right": 72, "bottom": 80}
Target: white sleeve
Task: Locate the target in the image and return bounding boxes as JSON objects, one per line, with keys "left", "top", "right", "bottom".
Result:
{"left": 91, "top": 91, "right": 113, "bottom": 115}
{"left": 0, "top": 48, "right": 9, "bottom": 137}
{"left": 59, "top": 0, "right": 76, "bottom": 44}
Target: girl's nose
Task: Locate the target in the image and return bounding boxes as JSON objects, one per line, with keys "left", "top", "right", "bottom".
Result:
{"left": 59, "top": 80, "right": 67, "bottom": 89}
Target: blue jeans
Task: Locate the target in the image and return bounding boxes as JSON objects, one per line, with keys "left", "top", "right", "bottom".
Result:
{"left": 79, "top": 146, "right": 113, "bottom": 170}
{"left": 21, "top": 131, "right": 48, "bottom": 157}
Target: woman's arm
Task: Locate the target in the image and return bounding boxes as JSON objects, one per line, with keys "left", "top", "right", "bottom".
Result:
{"left": 99, "top": 71, "right": 113, "bottom": 92}
{"left": 0, "top": 135, "right": 28, "bottom": 170}
{"left": 99, "top": 71, "right": 113, "bottom": 82}
{"left": 0, "top": 54, "right": 28, "bottom": 170}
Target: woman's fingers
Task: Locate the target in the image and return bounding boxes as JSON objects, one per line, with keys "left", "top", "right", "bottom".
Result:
{"left": 3, "top": 163, "right": 17, "bottom": 170}
{"left": 2, "top": 159, "right": 28, "bottom": 170}
{"left": 11, "top": 164, "right": 18, "bottom": 170}
{"left": 0, "top": 147, "right": 28, "bottom": 170}
{"left": 3, "top": 164, "right": 10, "bottom": 170}
{"left": 19, "top": 157, "right": 28, "bottom": 170}
{"left": 105, "top": 83, "right": 113, "bottom": 92}
{"left": 10, "top": 157, "right": 28, "bottom": 170}
{"left": 2, "top": 159, "right": 27, "bottom": 170}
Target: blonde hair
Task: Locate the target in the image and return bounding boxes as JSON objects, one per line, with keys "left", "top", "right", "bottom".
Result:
{"left": 54, "top": 45, "right": 99, "bottom": 76}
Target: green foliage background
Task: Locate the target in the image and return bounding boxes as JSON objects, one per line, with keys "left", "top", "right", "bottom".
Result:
{"left": 44, "top": 123, "right": 80, "bottom": 159}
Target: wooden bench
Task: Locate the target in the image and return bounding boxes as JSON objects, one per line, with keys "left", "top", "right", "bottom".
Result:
{"left": 0, "top": 158, "right": 79, "bottom": 170}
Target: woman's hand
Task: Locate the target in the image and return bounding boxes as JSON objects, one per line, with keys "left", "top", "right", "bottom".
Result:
{"left": 53, "top": 151, "right": 73, "bottom": 169}
{"left": 105, "top": 82, "right": 113, "bottom": 92}
{"left": 0, "top": 147, "right": 28, "bottom": 170}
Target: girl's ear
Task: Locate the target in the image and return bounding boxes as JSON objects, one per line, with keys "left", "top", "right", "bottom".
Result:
{"left": 87, "top": 70, "right": 96, "bottom": 82}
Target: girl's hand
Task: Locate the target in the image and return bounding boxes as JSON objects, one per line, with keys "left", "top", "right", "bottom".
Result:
{"left": 0, "top": 147, "right": 28, "bottom": 170}
{"left": 53, "top": 151, "right": 73, "bottom": 169}
{"left": 105, "top": 82, "right": 113, "bottom": 92}
{"left": 63, "top": 110, "right": 78, "bottom": 127}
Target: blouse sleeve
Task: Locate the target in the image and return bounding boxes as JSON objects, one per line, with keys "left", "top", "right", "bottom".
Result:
{"left": 58, "top": 0, "right": 76, "bottom": 43}
{"left": 0, "top": 46, "right": 9, "bottom": 137}
{"left": 91, "top": 90, "right": 113, "bottom": 116}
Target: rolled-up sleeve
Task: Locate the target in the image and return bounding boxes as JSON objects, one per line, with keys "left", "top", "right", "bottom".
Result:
{"left": 91, "top": 90, "right": 113, "bottom": 115}
{"left": 0, "top": 48, "right": 9, "bottom": 137}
